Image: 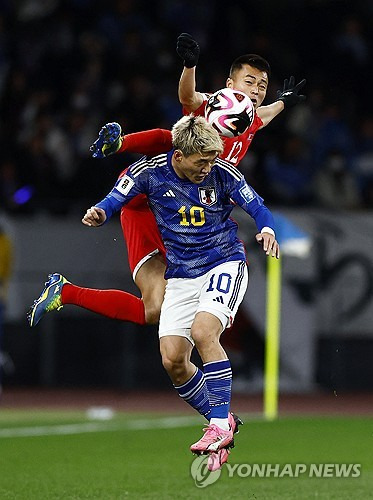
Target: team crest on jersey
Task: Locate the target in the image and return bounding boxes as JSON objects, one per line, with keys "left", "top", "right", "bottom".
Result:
{"left": 116, "top": 175, "right": 134, "bottom": 195}
{"left": 198, "top": 187, "right": 217, "bottom": 206}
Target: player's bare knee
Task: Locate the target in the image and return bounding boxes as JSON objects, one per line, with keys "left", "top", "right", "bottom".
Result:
{"left": 142, "top": 289, "right": 164, "bottom": 324}
{"left": 161, "top": 353, "right": 188, "bottom": 381}
{"left": 191, "top": 325, "right": 213, "bottom": 347}
{"left": 144, "top": 305, "right": 161, "bottom": 325}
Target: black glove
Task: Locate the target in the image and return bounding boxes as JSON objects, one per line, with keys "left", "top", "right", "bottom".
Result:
{"left": 176, "top": 33, "right": 200, "bottom": 68}
{"left": 277, "top": 76, "right": 306, "bottom": 108}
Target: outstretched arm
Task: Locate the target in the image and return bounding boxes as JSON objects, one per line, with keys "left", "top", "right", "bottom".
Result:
{"left": 250, "top": 203, "right": 280, "bottom": 258}
{"left": 255, "top": 231, "right": 280, "bottom": 258}
{"left": 256, "top": 76, "right": 306, "bottom": 128}
{"left": 176, "top": 33, "right": 204, "bottom": 112}
{"left": 83, "top": 164, "right": 148, "bottom": 225}
{"left": 178, "top": 67, "right": 204, "bottom": 112}
{"left": 256, "top": 100, "right": 284, "bottom": 128}
{"left": 229, "top": 179, "right": 280, "bottom": 258}
{"left": 82, "top": 206, "right": 107, "bottom": 227}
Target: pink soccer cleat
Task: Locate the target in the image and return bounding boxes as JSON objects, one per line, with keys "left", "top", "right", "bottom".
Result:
{"left": 207, "top": 448, "right": 230, "bottom": 471}
{"left": 190, "top": 424, "right": 234, "bottom": 454}
{"left": 204, "top": 412, "right": 243, "bottom": 470}
{"left": 228, "top": 411, "right": 243, "bottom": 438}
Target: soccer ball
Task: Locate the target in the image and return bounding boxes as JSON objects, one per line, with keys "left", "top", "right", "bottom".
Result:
{"left": 205, "top": 88, "right": 254, "bottom": 138}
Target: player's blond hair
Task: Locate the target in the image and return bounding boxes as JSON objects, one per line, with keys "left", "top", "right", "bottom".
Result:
{"left": 171, "top": 114, "right": 224, "bottom": 157}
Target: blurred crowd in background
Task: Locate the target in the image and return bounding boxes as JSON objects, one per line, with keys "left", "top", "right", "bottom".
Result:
{"left": 0, "top": 0, "right": 372, "bottom": 215}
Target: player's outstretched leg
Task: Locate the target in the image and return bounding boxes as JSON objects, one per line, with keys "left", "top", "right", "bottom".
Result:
{"left": 27, "top": 273, "right": 68, "bottom": 327}
{"left": 28, "top": 273, "right": 150, "bottom": 327}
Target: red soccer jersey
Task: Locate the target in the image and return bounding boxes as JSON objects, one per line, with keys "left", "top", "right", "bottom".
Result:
{"left": 183, "top": 97, "right": 263, "bottom": 166}
{"left": 121, "top": 99, "right": 263, "bottom": 167}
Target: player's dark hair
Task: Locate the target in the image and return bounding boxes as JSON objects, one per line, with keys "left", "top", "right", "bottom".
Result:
{"left": 229, "top": 54, "right": 271, "bottom": 79}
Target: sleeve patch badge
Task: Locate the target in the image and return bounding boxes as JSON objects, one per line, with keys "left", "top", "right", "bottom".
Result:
{"left": 116, "top": 175, "right": 134, "bottom": 195}
{"left": 239, "top": 184, "right": 255, "bottom": 203}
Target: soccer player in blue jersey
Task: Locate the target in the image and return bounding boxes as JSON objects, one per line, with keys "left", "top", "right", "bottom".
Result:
{"left": 28, "top": 33, "right": 304, "bottom": 333}
{"left": 82, "top": 115, "right": 279, "bottom": 466}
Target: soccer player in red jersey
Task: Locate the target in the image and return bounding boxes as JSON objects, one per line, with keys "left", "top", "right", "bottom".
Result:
{"left": 28, "top": 34, "right": 305, "bottom": 329}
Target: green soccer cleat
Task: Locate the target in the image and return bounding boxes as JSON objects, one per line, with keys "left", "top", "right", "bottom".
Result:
{"left": 27, "top": 273, "right": 69, "bottom": 327}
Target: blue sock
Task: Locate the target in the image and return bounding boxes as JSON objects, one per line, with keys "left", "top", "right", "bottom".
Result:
{"left": 204, "top": 359, "right": 232, "bottom": 419}
{"left": 174, "top": 368, "right": 211, "bottom": 419}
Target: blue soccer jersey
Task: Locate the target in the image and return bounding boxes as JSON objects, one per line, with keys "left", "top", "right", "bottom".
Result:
{"left": 96, "top": 151, "right": 275, "bottom": 279}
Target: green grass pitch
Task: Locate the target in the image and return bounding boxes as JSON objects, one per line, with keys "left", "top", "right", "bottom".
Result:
{"left": 0, "top": 410, "right": 372, "bottom": 499}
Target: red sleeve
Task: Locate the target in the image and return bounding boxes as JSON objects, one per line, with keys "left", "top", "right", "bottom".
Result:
{"left": 118, "top": 129, "right": 173, "bottom": 155}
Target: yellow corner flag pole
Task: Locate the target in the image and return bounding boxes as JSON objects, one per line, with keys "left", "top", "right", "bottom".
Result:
{"left": 264, "top": 255, "right": 282, "bottom": 420}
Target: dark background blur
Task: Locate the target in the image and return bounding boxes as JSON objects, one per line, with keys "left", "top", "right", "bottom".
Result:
{"left": 1, "top": 0, "right": 372, "bottom": 214}
{"left": 1, "top": 0, "right": 373, "bottom": 394}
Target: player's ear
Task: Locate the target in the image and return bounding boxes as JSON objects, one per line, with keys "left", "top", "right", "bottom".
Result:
{"left": 174, "top": 149, "right": 184, "bottom": 162}
{"left": 226, "top": 77, "right": 233, "bottom": 88}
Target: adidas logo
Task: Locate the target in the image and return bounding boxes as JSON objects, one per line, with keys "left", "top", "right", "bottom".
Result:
{"left": 163, "top": 190, "right": 176, "bottom": 197}
{"left": 213, "top": 296, "right": 224, "bottom": 304}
